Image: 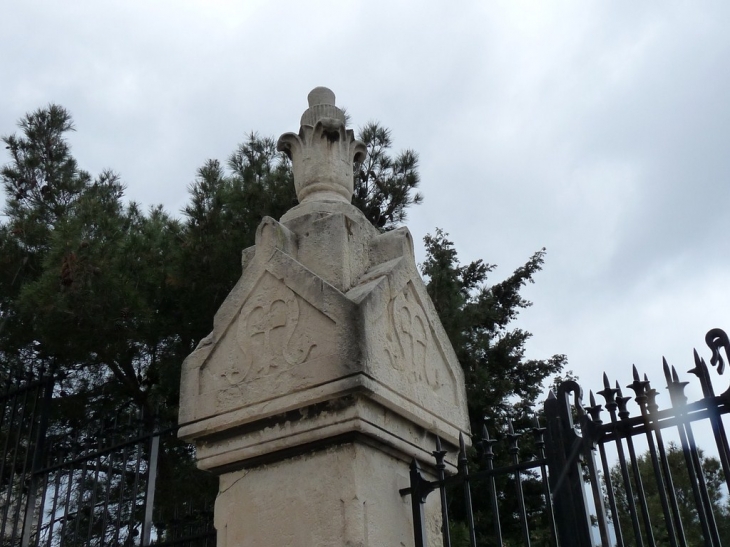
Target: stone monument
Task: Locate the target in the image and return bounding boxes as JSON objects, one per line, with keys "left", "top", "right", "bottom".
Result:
{"left": 179, "top": 87, "right": 470, "bottom": 546}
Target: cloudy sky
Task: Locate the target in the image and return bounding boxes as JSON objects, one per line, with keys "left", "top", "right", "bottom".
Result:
{"left": 2, "top": 0, "right": 729, "bottom": 407}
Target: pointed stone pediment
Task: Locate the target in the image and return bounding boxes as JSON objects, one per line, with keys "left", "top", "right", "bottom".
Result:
{"left": 179, "top": 208, "right": 469, "bottom": 463}
{"left": 199, "top": 270, "right": 339, "bottom": 416}
{"left": 386, "top": 280, "right": 458, "bottom": 399}
{"left": 179, "top": 88, "right": 470, "bottom": 476}
{"left": 180, "top": 240, "right": 360, "bottom": 424}
{"left": 345, "top": 242, "right": 465, "bottom": 429}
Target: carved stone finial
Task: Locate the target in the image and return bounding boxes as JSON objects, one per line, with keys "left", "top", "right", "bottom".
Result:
{"left": 277, "top": 87, "right": 367, "bottom": 204}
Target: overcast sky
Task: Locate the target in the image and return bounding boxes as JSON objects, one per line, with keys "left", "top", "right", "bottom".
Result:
{"left": 3, "top": 0, "right": 729, "bottom": 408}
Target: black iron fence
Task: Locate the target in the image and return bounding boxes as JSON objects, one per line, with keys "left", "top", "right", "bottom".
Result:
{"left": 8, "top": 328, "right": 730, "bottom": 546}
{"left": 0, "top": 370, "right": 215, "bottom": 547}
{"left": 403, "top": 327, "right": 730, "bottom": 547}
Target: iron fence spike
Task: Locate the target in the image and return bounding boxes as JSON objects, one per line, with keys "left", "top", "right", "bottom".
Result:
{"left": 603, "top": 371, "right": 610, "bottom": 388}
{"left": 632, "top": 364, "right": 640, "bottom": 380}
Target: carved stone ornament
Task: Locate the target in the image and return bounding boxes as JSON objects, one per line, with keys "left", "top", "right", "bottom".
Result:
{"left": 277, "top": 87, "right": 367, "bottom": 204}
{"left": 179, "top": 88, "right": 470, "bottom": 477}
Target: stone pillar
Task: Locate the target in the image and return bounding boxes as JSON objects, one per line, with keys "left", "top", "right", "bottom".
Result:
{"left": 179, "top": 87, "right": 470, "bottom": 547}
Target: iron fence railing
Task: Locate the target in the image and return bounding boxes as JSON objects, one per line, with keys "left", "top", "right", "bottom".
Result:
{"left": 401, "top": 423, "right": 558, "bottom": 547}
{"left": 9, "top": 327, "right": 730, "bottom": 547}
{"left": 402, "top": 327, "right": 730, "bottom": 547}
{"left": 0, "top": 371, "right": 215, "bottom": 547}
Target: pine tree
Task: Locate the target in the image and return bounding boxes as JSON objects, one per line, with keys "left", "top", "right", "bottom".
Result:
{"left": 1, "top": 104, "right": 567, "bottom": 544}
{"left": 421, "top": 229, "right": 567, "bottom": 546}
{"left": 610, "top": 444, "right": 730, "bottom": 546}
{"left": 421, "top": 229, "right": 567, "bottom": 428}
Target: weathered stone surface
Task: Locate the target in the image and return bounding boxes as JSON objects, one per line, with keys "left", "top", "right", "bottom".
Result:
{"left": 178, "top": 87, "right": 470, "bottom": 546}
{"left": 213, "top": 443, "right": 443, "bottom": 547}
{"left": 178, "top": 205, "right": 469, "bottom": 466}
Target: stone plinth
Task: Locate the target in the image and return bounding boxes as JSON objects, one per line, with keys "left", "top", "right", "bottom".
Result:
{"left": 179, "top": 88, "right": 469, "bottom": 546}
{"left": 214, "top": 444, "right": 443, "bottom": 547}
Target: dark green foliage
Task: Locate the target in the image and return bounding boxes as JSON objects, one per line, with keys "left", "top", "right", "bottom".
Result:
{"left": 0, "top": 107, "right": 429, "bottom": 537}
{"left": 421, "top": 229, "right": 567, "bottom": 546}
{"left": 1, "top": 104, "right": 564, "bottom": 544}
{"left": 610, "top": 444, "right": 730, "bottom": 546}
{"left": 177, "top": 134, "right": 296, "bottom": 351}
{"left": 353, "top": 122, "right": 422, "bottom": 229}
{"left": 421, "top": 229, "right": 567, "bottom": 427}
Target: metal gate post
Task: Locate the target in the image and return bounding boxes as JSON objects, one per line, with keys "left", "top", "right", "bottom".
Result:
{"left": 141, "top": 426, "right": 161, "bottom": 547}
{"left": 408, "top": 459, "right": 429, "bottom": 547}
{"left": 21, "top": 373, "right": 54, "bottom": 547}
{"left": 545, "top": 382, "right": 594, "bottom": 547}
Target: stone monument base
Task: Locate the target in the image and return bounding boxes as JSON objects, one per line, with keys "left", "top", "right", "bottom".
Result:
{"left": 213, "top": 441, "right": 442, "bottom": 547}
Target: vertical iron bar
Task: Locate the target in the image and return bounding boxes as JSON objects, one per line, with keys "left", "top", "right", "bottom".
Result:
{"left": 689, "top": 350, "right": 730, "bottom": 495}
{"left": 647, "top": 369, "right": 687, "bottom": 547}
{"left": 617, "top": 382, "right": 656, "bottom": 547}
{"left": 22, "top": 374, "right": 55, "bottom": 547}
{"left": 45, "top": 461, "right": 63, "bottom": 547}
{"left": 667, "top": 364, "right": 718, "bottom": 547}
{"left": 580, "top": 420, "right": 611, "bottom": 547}
{"left": 408, "top": 459, "right": 428, "bottom": 547}
{"left": 507, "top": 422, "right": 531, "bottom": 547}
{"left": 458, "top": 434, "right": 477, "bottom": 547}
{"left": 433, "top": 437, "right": 451, "bottom": 547}
{"left": 60, "top": 456, "right": 76, "bottom": 547}
{"left": 99, "top": 449, "right": 117, "bottom": 547}
{"left": 112, "top": 439, "right": 131, "bottom": 545}
{"left": 31, "top": 461, "right": 50, "bottom": 547}
{"left": 598, "top": 375, "right": 645, "bottom": 547}
{"left": 480, "top": 424, "right": 503, "bottom": 546}
{"left": 100, "top": 413, "right": 120, "bottom": 547}
{"left": 72, "top": 455, "right": 89, "bottom": 544}
{"left": 1, "top": 380, "right": 31, "bottom": 538}
{"left": 675, "top": 416, "right": 715, "bottom": 545}
{"left": 0, "top": 373, "right": 13, "bottom": 429}
{"left": 598, "top": 440, "right": 623, "bottom": 547}
{"left": 586, "top": 391, "right": 624, "bottom": 547}
{"left": 628, "top": 367, "right": 679, "bottom": 547}
{"left": 683, "top": 419, "right": 721, "bottom": 546}
{"left": 532, "top": 418, "right": 558, "bottom": 547}
{"left": 142, "top": 429, "right": 161, "bottom": 547}
{"left": 86, "top": 428, "right": 105, "bottom": 544}
{"left": 11, "top": 380, "right": 44, "bottom": 545}
{"left": 580, "top": 394, "right": 610, "bottom": 547}
{"left": 0, "top": 375, "right": 22, "bottom": 493}
{"left": 128, "top": 437, "right": 145, "bottom": 545}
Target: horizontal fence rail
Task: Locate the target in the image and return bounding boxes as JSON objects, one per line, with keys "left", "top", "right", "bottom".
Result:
{"left": 402, "top": 327, "right": 730, "bottom": 547}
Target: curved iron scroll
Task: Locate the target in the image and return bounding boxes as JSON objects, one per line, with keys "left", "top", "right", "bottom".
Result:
{"left": 705, "top": 328, "right": 730, "bottom": 375}
{"left": 557, "top": 379, "right": 585, "bottom": 429}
